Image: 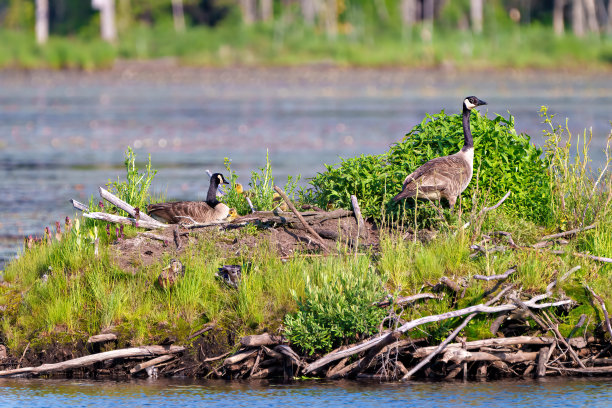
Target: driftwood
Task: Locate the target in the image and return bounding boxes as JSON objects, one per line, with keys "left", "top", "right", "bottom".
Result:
{"left": 223, "top": 349, "right": 258, "bottom": 366}
{"left": 240, "top": 333, "right": 284, "bottom": 348}
{"left": 402, "top": 285, "right": 513, "bottom": 380}
{"left": 473, "top": 267, "right": 516, "bottom": 282}
{"left": 83, "top": 212, "right": 167, "bottom": 230}
{"left": 303, "top": 295, "right": 572, "bottom": 374}
{"left": 411, "top": 336, "right": 560, "bottom": 358}
{"left": 536, "top": 347, "right": 550, "bottom": 377}
{"left": 586, "top": 285, "right": 612, "bottom": 344}
{"left": 350, "top": 195, "right": 367, "bottom": 240}
{"left": 442, "top": 349, "right": 538, "bottom": 364}
{"left": 130, "top": 355, "right": 175, "bottom": 374}
{"left": 99, "top": 187, "right": 159, "bottom": 224}
{"left": 71, "top": 199, "right": 89, "bottom": 212}
{"left": 0, "top": 345, "right": 185, "bottom": 377}
{"left": 540, "top": 224, "right": 596, "bottom": 241}
{"left": 273, "top": 186, "right": 329, "bottom": 251}
{"left": 87, "top": 334, "right": 117, "bottom": 344}
{"left": 376, "top": 293, "right": 442, "bottom": 308}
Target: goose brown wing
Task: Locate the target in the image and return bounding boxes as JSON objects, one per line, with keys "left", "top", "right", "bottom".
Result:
{"left": 147, "top": 201, "right": 216, "bottom": 224}
{"left": 394, "top": 155, "right": 471, "bottom": 201}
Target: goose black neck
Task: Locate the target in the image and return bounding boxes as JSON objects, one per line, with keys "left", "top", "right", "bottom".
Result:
{"left": 461, "top": 105, "right": 473, "bottom": 151}
{"left": 206, "top": 177, "right": 221, "bottom": 207}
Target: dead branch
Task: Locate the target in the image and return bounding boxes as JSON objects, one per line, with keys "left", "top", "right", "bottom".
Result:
{"left": 223, "top": 349, "right": 258, "bottom": 366}
{"left": 303, "top": 294, "right": 572, "bottom": 374}
{"left": 462, "top": 190, "right": 512, "bottom": 229}
{"left": 540, "top": 224, "right": 597, "bottom": 241}
{"left": 375, "top": 293, "right": 442, "bottom": 308}
{"left": 99, "top": 187, "right": 158, "bottom": 223}
{"left": 350, "top": 195, "right": 367, "bottom": 240}
{"left": 130, "top": 355, "right": 175, "bottom": 374}
{"left": 83, "top": 212, "right": 167, "bottom": 229}
{"left": 240, "top": 333, "right": 284, "bottom": 348}
{"left": 87, "top": 334, "right": 117, "bottom": 344}
{"left": 186, "top": 322, "right": 216, "bottom": 340}
{"left": 71, "top": 199, "right": 89, "bottom": 212}
{"left": 549, "top": 250, "right": 612, "bottom": 263}
{"left": 347, "top": 331, "right": 401, "bottom": 379}
{"left": 412, "top": 336, "right": 558, "bottom": 358}
{"left": 586, "top": 285, "right": 612, "bottom": 344}
{"left": 0, "top": 345, "right": 185, "bottom": 377}
{"left": 274, "top": 186, "right": 329, "bottom": 251}
{"left": 402, "top": 284, "right": 513, "bottom": 380}
{"left": 139, "top": 232, "right": 167, "bottom": 242}
{"left": 442, "top": 349, "right": 538, "bottom": 364}
{"left": 473, "top": 267, "right": 516, "bottom": 282}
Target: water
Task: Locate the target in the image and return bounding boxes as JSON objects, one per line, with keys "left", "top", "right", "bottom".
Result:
{"left": 0, "top": 377, "right": 611, "bottom": 407}
{"left": 1, "top": 66, "right": 611, "bottom": 267}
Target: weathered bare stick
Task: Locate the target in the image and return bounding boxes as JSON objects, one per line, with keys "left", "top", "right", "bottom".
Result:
{"left": 473, "top": 267, "right": 516, "bottom": 282}
{"left": 223, "top": 349, "right": 258, "bottom": 366}
{"left": 586, "top": 285, "right": 612, "bottom": 344}
{"left": 99, "top": 187, "right": 158, "bottom": 223}
{"left": 71, "top": 199, "right": 89, "bottom": 212}
{"left": 0, "top": 345, "right": 185, "bottom": 377}
{"left": 347, "top": 331, "right": 400, "bottom": 379}
{"left": 402, "top": 285, "right": 512, "bottom": 380}
{"left": 549, "top": 250, "right": 612, "bottom": 264}
{"left": 303, "top": 296, "right": 572, "bottom": 374}
{"left": 87, "top": 334, "right": 117, "bottom": 344}
{"left": 536, "top": 347, "right": 550, "bottom": 377}
{"left": 130, "top": 355, "right": 175, "bottom": 374}
{"left": 376, "top": 293, "right": 442, "bottom": 308}
{"left": 442, "top": 349, "right": 538, "bottom": 364}
{"left": 462, "top": 190, "right": 512, "bottom": 230}
{"left": 540, "top": 224, "right": 596, "bottom": 241}
{"left": 240, "top": 333, "right": 284, "bottom": 348}
{"left": 83, "top": 212, "right": 167, "bottom": 229}
{"left": 350, "top": 195, "right": 367, "bottom": 239}
{"left": 273, "top": 186, "right": 329, "bottom": 251}
{"left": 412, "top": 336, "right": 558, "bottom": 358}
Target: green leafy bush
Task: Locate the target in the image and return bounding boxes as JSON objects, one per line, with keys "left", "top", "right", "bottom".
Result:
{"left": 283, "top": 265, "right": 387, "bottom": 355}
{"left": 310, "top": 110, "right": 552, "bottom": 223}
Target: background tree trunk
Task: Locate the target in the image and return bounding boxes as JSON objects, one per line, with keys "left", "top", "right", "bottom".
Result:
{"left": 583, "top": 0, "right": 599, "bottom": 32}
{"left": 35, "top": 0, "right": 49, "bottom": 45}
{"left": 99, "top": 0, "right": 117, "bottom": 42}
{"left": 400, "top": 0, "right": 416, "bottom": 26}
{"left": 470, "top": 0, "right": 483, "bottom": 33}
{"left": 301, "top": 0, "right": 316, "bottom": 25}
{"left": 171, "top": 0, "right": 186, "bottom": 33}
{"left": 572, "top": 0, "right": 585, "bottom": 36}
{"left": 240, "top": 0, "right": 256, "bottom": 24}
{"left": 554, "top": 0, "right": 565, "bottom": 35}
{"left": 422, "top": 0, "right": 434, "bottom": 42}
{"left": 260, "top": 0, "right": 273, "bottom": 22}
{"left": 324, "top": 0, "right": 338, "bottom": 39}
{"left": 609, "top": 0, "right": 612, "bottom": 32}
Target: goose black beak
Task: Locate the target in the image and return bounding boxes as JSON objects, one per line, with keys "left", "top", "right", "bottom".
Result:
{"left": 477, "top": 98, "right": 487, "bottom": 106}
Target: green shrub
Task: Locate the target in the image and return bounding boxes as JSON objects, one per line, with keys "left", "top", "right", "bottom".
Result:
{"left": 310, "top": 110, "right": 552, "bottom": 223}
{"left": 283, "top": 262, "right": 387, "bottom": 355}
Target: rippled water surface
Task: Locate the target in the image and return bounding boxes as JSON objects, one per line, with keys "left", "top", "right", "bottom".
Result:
{"left": 1, "top": 378, "right": 612, "bottom": 408}
{"left": 1, "top": 67, "right": 611, "bottom": 267}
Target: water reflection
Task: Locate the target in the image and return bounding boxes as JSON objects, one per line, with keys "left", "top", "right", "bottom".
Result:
{"left": 1, "top": 68, "right": 611, "bottom": 267}
{"left": 1, "top": 377, "right": 612, "bottom": 407}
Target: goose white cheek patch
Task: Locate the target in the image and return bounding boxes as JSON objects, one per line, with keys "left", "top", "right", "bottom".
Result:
{"left": 464, "top": 99, "right": 476, "bottom": 110}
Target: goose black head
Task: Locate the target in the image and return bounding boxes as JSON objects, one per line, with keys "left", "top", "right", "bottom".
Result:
{"left": 211, "top": 173, "right": 230, "bottom": 185}
{"left": 463, "top": 96, "right": 487, "bottom": 111}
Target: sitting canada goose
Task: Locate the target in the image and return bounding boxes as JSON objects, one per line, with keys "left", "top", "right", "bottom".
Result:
{"left": 393, "top": 96, "right": 487, "bottom": 209}
{"left": 147, "top": 173, "right": 231, "bottom": 224}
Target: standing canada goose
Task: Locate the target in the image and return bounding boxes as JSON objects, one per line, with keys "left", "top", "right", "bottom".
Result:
{"left": 393, "top": 96, "right": 487, "bottom": 209}
{"left": 147, "top": 173, "right": 231, "bottom": 224}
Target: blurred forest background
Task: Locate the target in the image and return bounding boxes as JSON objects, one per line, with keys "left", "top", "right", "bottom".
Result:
{"left": 1, "top": 0, "right": 612, "bottom": 69}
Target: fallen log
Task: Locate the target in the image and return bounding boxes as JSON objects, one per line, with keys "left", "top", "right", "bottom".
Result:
{"left": 442, "top": 349, "right": 538, "bottom": 364}
{"left": 473, "top": 267, "right": 516, "bottom": 282}
{"left": 87, "top": 333, "right": 117, "bottom": 344}
{"left": 99, "top": 187, "right": 159, "bottom": 223}
{"left": 223, "top": 349, "right": 258, "bottom": 366}
{"left": 540, "top": 224, "right": 596, "bottom": 241}
{"left": 130, "top": 355, "right": 175, "bottom": 374}
{"left": 375, "top": 293, "right": 442, "bottom": 308}
{"left": 83, "top": 212, "right": 167, "bottom": 229}
{"left": 0, "top": 345, "right": 185, "bottom": 377}
{"left": 240, "top": 333, "right": 284, "bottom": 348}
{"left": 303, "top": 295, "right": 572, "bottom": 374}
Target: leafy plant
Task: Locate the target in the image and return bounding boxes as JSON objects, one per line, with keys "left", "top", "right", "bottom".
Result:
{"left": 310, "top": 110, "right": 552, "bottom": 223}
{"left": 106, "top": 147, "right": 157, "bottom": 214}
{"left": 284, "top": 264, "right": 387, "bottom": 355}
{"left": 222, "top": 150, "right": 301, "bottom": 215}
